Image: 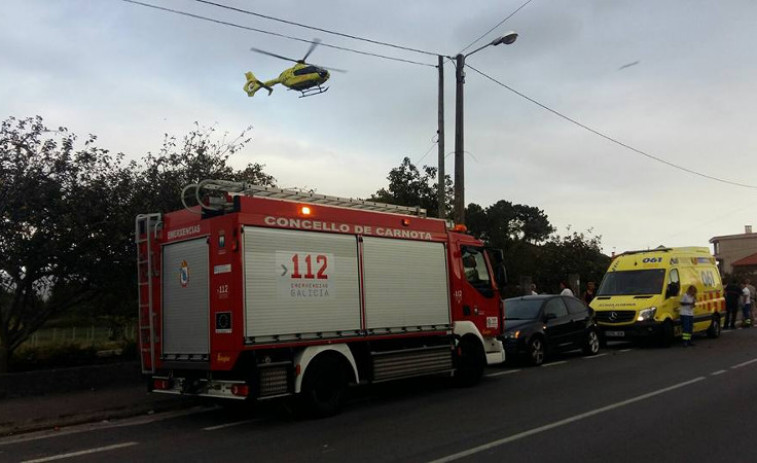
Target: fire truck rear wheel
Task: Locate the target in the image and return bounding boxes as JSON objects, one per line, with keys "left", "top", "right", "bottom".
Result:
{"left": 454, "top": 336, "right": 485, "bottom": 387}
{"left": 300, "top": 354, "right": 348, "bottom": 418}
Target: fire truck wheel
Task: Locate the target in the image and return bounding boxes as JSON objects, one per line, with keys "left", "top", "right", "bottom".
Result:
{"left": 454, "top": 336, "right": 485, "bottom": 387}
{"left": 300, "top": 354, "right": 348, "bottom": 418}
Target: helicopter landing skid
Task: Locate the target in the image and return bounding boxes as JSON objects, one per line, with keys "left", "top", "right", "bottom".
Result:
{"left": 298, "top": 86, "right": 329, "bottom": 98}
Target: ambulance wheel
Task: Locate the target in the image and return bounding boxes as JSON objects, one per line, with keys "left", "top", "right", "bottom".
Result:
{"left": 707, "top": 314, "right": 721, "bottom": 338}
{"left": 300, "top": 355, "right": 348, "bottom": 418}
{"left": 659, "top": 320, "right": 675, "bottom": 348}
{"left": 582, "top": 328, "right": 600, "bottom": 356}
{"left": 454, "top": 336, "right": 485, "bottom": 387}
{"left": 527, "top": 336, "right": 545, "bottom": 366}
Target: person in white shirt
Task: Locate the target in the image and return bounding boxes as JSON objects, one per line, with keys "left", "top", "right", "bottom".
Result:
{"left": 680, "top": 285, "right": 697, "bottom": 346}
{"left": 741, "top": 281, "right": 752, "bottom": 328}
{"left": 559, "top": 281, "right": 574, "bottom": 297}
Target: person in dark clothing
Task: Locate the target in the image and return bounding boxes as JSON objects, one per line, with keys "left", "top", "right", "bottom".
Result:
{"left": 582, "top": 281, "right": 596, "bottom": 305}
{"left": 724, "top": 279, "right": 742, "bottom": 330}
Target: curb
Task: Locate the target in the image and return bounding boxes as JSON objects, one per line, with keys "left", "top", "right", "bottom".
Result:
{"left": 0, "top": 394, "right": 200, "bottom": 437}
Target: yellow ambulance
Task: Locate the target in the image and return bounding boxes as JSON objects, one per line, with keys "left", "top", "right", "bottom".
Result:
{"left": 590, "top": 247, "right": 725, "bottom": 346}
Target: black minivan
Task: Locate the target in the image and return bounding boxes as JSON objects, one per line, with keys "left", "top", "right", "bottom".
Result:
{"left": 502, "top": 295, "right": 600, "bottom": 366}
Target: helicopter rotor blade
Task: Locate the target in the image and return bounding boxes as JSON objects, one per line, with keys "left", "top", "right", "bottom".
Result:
{"left": 249, "top": 47, "right": 299, "bottom": 63}
{"left": 302, "top": 38, "right": 321, "bottom": 62}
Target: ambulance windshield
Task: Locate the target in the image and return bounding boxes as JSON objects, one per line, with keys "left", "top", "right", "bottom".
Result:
{"left": 597, "top": 269, "right": 666, "bottom": 296}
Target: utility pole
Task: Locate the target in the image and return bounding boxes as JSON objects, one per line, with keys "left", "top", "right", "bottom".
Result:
{"left": 453, "top": 53, "right": 465, "bottom": 224}
{"left": 437, "top": 55, "right": 446, "bottom": 220}
{"left": 451, "top": 32, "right": 518, "bottom": 225}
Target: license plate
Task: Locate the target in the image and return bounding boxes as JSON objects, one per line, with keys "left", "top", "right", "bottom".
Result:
{"left": 605, "top": 330, "right": 625, "bottom": 337}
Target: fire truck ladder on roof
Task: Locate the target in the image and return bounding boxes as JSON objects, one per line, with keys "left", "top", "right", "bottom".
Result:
{"left": 186, "top": 179, "right": 428, "bottom": 217}
{"left": 135, "top": 213, "right": 162, "bottom": 374}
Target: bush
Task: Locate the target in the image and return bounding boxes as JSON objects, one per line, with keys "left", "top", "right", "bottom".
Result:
{"left": 10, "top": 341, "right": 138, "bottom": 372}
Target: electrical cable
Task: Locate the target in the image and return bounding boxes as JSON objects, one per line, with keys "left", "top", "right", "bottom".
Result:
{"left": 466, "top": 64, "right": 757, "bottom": 190}
{"left": 192, "top": 0, "right": 439, "bottom": 57}
{"left": 458, "top": 0, "right": 535, "bottom": 55}
{"left": 120, "top": 0, "right": 436, "bottom": 67}
{"left": 414, "top": 138, "right": 439, "bottom": 165}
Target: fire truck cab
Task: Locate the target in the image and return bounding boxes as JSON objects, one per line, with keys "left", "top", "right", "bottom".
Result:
{"left": 136, "top": 180, "right": 506, "bottom": 416}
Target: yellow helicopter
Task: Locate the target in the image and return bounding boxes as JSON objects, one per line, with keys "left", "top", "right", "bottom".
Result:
{"left": 243, "top": 40, "right": 346, "bottom": 98}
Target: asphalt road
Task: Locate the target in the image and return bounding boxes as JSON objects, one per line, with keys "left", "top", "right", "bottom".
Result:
{"left": 3, "top": 328, "right": 757, "bottom": 463}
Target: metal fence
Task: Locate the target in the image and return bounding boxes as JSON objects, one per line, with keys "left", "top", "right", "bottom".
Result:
{"left": 24, "top": 324, "right": 138, "bottom": 348}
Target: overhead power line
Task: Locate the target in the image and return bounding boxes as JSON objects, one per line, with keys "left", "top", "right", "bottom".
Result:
{"left": 459, "top": 0, "right": 536, "bottom": 55}
{"left": 192, "top": 0, "right": 439, "bottom": 57}
{"left": 121, "top": 0, "right": 436, "bottom": 67}
{"left": 465, "top": 64, "right": 757, "bottom": 190}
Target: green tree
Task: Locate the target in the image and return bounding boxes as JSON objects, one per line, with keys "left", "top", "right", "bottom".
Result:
{"left": 371, "top": 157, "right": 452, "bottom": 218}
{"left": 535, "top": 228, "right": 611, "bottom": 294}
{"left": 0, "top": 118, "right": 276, "bottom": 371}
{"left": 0, "top": 116, "right": 132, "bottom": 372}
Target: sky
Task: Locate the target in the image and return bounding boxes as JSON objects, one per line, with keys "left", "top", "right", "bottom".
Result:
{"left": 2, "top": 0, "right": 757, "bottom": 256}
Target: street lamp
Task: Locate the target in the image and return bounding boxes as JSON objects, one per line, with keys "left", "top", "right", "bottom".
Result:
{"left": 452, "top": 31, "right": 518, "bottom": 224}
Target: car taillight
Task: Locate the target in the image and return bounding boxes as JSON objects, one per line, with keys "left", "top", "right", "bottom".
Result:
{"left": 231, "top": 384, "right": 250, "bottom": 397}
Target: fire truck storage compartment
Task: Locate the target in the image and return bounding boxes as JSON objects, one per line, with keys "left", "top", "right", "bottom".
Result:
{"left": 162, "top": 237, "right": 210, "bottom": 357}
{"left": 243, "top": 227, "right": 362, "bottom": 341}
{"left": 362, "top": 236, "right": 450, "bottom": 331}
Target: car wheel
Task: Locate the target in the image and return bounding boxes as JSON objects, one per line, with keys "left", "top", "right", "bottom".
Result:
{"left": 527, "top": 336, "right": 545, "bottom": 366}
{"left": 582, "top": 328, "right": 600, "bottom": 356}
{"left": 707, "top": 314, "right": 721, "bottom": 338}
{"left": 659, "top": 319, "right": 675, "bottom": 348}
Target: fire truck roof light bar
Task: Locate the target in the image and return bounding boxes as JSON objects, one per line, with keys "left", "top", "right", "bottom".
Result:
{"left": 187, "top": 179, "right": 428, "bottom": 217}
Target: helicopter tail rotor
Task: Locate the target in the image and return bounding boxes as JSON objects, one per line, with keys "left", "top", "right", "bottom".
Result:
{"left": 243, "top": 71, "right": 273, "bottom": 97}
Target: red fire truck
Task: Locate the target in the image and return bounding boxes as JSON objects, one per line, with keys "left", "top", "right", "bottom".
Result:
{"left": 136, "top": 180, "right": 506, "bottom": 416}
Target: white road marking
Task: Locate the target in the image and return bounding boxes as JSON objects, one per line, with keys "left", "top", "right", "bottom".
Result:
{"left": 541, "top": 361, "right": 567, "bottom": 367}
{"left": 619, "top": 349, "right": 632, "bottom": 352}
{"left": 0, "top": 406, "right": 216, "bottom": 446}
{"left": 711, "top": 370, "right": 727, "bottom": 376}
{"left": 730, "top": 358, "right": 757, "bottom": 369}
{"left": 583, "top": 353, "right": 608, "bottom": 359}
{"left": 485, "top": 369, "right": 521, "bottom": 377}
{"left": 426, "top": 376, "right": 706, "bottom": 463}
{"left": 20, "top": 442, "right": 138, "bottom": 463}
{"left": 203, "top": 419, "right": 258, "bottom": 431}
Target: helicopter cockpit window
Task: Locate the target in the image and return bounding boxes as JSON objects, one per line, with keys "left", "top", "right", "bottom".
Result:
{"left": 294, "top": 66, "right": 318, "bottom": 76}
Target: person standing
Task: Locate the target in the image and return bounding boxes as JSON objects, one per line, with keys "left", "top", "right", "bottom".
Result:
{"left": 680, "top": 285, "right": 697, "bottom": 347}
{"left": 559, "top": 281, "right": 574, "bottom": 297}
{"left": 582, "top": 281, "right": 596, "bottom": 305}
{"left": 741, "top": 281, "right": 752, "bottom": 328}
{"left": 724, "top": 279, "right": 742, "bottom": 330}
{"left": 529, "top": 283, "right": 538, "bottom": 295}
{"left": 746, "top": 278, "right": 756, "bottom": 321}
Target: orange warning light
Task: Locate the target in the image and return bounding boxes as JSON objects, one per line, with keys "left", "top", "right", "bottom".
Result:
{"left": 300, "top": 206, "right": 312, "bottom": 216}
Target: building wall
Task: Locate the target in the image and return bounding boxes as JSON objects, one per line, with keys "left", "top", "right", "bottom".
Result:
{"left": 712, "top": 234, "right": 757, "bottom": 274}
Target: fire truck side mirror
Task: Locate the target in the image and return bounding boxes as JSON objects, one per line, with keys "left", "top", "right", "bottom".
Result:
{"left": 486, "top": 247, "right": 508, "bottom": 289}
